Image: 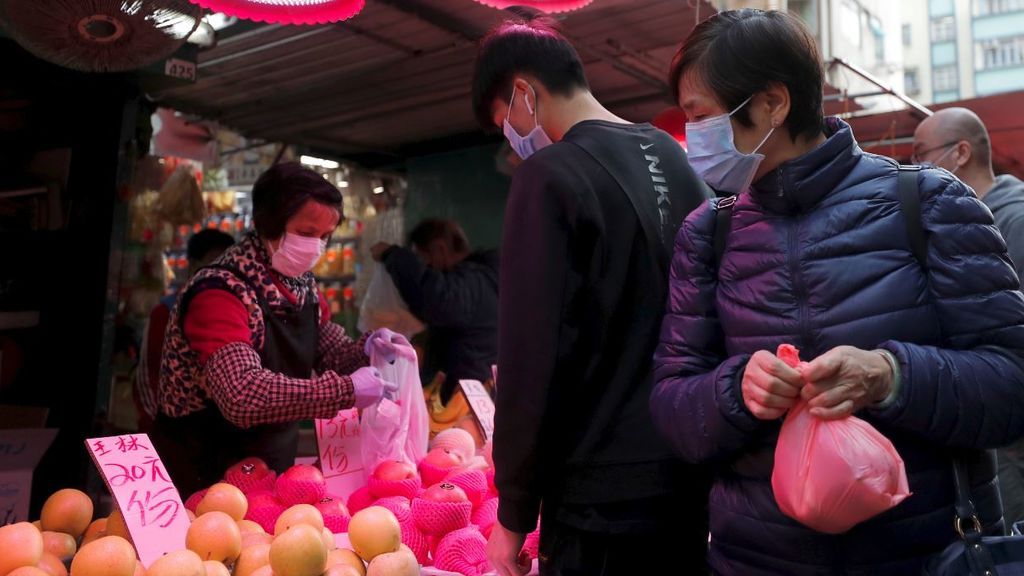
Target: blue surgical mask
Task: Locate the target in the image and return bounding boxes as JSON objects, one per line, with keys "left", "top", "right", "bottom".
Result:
{"left": 685, "top": 96, "right": 776, "bottom": 194}
{"left": 503, "top": 84, "right": 552, "bottom": 160}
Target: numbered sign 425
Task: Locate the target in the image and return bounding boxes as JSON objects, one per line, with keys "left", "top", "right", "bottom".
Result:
{"left": 86, "top": 434, "right": 190, "bottom": 567}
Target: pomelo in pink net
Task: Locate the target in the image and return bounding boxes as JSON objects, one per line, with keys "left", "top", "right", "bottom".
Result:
{"left": 772, "top": 344, "right": 911, "bottom": 534}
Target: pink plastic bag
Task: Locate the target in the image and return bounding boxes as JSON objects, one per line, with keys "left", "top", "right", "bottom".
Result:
{"left": 771, "top": 344, "right": 911, "bottom": 534}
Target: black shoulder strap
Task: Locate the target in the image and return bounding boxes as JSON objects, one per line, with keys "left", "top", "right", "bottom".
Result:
{"left": 897, "top": 165, "right": 928, "bottom": 269}
{"left": 713, "top": 195, "right": 737, "bottom": 266}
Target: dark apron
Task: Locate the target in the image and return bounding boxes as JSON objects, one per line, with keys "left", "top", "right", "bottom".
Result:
{"left": 152, "top": 264, "right": 319, "bottom": 495}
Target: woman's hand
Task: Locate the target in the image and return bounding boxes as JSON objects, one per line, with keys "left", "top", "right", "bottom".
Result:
{"left": 742, "top": 350, "right": 804, "bottom": 420}
{"left": 365, "top": 328, "right": 414, "bottom": 363}
{"left": 799, "top": 346, "right": 894, "bottom": 420}
{"left": 351, "top": 366, "right": 399, "bottom": 408}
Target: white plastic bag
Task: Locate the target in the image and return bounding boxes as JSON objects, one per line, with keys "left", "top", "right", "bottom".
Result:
{"left": 358, "top": 264, "right": 425, "bottom": 339}
{"left": 360, "top": 342, "right": 430, "bottom": 477}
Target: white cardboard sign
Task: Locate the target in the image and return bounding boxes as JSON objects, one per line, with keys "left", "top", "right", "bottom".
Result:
{"left": 314, "top": 408, "right": 364, "bottom": 500}
{"left": 86, "top": 433, "right": 190, "bottom": 567}
{"left": 459, "top": 380, "right": 495, "bottom": 443}
{"left": 0, "top": 428, "right": 56, "bottom": 525}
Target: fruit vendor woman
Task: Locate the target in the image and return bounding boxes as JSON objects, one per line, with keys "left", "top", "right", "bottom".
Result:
{"left": 153, "top": 162, "right": 405, "bottom": 495}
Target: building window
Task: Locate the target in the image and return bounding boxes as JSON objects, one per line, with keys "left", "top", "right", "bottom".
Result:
{"left": 933, "top": 64, "right": 959, "bottom": 91}
{"left": 840, "top": 0, "right": 862, "bottom": 47}
{"left": 905, "top": 68, "right": 921, "bottom": 94}
{"left": 977, "top": 35, "right": 1024, "bottom": 69}
{"left": 974, "top": 0, "right": 1024, "bottom": 16}
{"left": 930, "top": 15, "right": 956, "bottom": 42}
{"left": 903, "top": 23, "right": 912, "bottom": 46}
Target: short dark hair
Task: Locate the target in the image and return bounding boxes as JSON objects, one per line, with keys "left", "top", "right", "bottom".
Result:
{"left": 668, "top": 9, "right": 825, "bottom": 141}
{"left": 472, "top": 11, "right": 589, "bottom": 129}
{"left": 409, "top": 219, "right": 469, "bottom": 254}
{"left": 252, "top": 162, "right": 343, "bottom": 240}
{"left": 187, "top": 229, "right": 235, "bottom": 263}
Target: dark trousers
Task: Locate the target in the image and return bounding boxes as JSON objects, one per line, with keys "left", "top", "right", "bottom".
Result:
{"left": 538, "top": 520, "right": 710, "bottom": 576}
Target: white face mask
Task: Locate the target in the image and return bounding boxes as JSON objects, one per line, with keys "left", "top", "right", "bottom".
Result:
{"left": 503, "top": 83, "right": 553, "bottom": 160}
{"left": 269, "top": 233, "right": 325, "bottom": 277}
{"left": 685, "top": 96, "right": 776, "bottom": 194}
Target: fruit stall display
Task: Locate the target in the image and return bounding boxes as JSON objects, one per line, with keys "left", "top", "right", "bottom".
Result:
{"left": 0, "top": 428, "right": 538, "bottom": 576}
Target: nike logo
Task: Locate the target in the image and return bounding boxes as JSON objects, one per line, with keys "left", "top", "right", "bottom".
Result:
{"left": 640, "top": 143, "right": 654, "bottom": 150}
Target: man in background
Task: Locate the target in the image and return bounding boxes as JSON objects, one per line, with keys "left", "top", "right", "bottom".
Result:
{"left": 915, "top": 107, "right": 1024, "bottom": 528}
{"left": 371, "top": 219, "right": 498, "bottom": 405}
{"left": 134, "top": 229, "right": 234, "bottom": 431}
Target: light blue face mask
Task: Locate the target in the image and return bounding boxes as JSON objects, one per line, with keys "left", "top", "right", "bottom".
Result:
{"left": 685, "top": 96, "right": 776, "bottom": 194}
{"left": 503, "top": 84, "right": 553, "bottom": 160}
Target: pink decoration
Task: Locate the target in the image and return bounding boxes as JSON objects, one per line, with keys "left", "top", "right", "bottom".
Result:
{"left": 185, "top": 0, "right": 365, "bottom": 25}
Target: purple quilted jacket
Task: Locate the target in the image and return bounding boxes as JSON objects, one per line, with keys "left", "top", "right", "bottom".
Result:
{"left": 652, "top": 118, "right": 1024, "bottom": 575}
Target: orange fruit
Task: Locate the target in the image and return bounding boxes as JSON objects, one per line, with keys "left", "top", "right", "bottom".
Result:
{"left": 233, "top": 542, "right": 271, "bottom": 576}
{"left": 40, "top": 489, "right": 93, "bottom": 539}
{"left": 326, "top": 549, "right": 366, "bottom": 576}
{"left": 145, "top": 549, "right": 205, "bottom": 576}
{"left": 0, "top": 522, "right": 44, "bottom": 574}
{"left": 366, "top": 547, "right": 418, "bottom": 576}
{"left": 196, "top": 483, "right": 248, "bottom": 521}
{"left": 106, "top": 509, "right": 130, "bottom": 541}
{"left": 347, "top": 507, "right": 400, "bottom": 562}
{"left": 203, "top": 560, "right": 231, "bottom": 576}
{"left": 70, "top": 536, "right": 136, "bottom": 576}
{"left": 269, "top": 523, "right": 327, "bottom": 576}
{"left": 321, "top": 527, "right": 337, "bottom": 551}
{"left": 81, "top": 518, "right": 107, "bottom": 545}
{"left": 241, "top": 531, "right": 274, "bottom": 548}
{"left": 324, "top": 566, "right": 363, "bottom": 576}
{"left": 186, "top": 511, "right": 241, "bottom": 563}
{"left": 249, "top": 566, "right": 274, "bottom": 576}
{"left": 133, "top": 561, "right": 145, "bottom": 576}
{"left": 37, "top": 553, "right": 68, "bottom": 576}
{"left": 7, "top": 567, "right": 49, "bottom": 576}
{"left": 41, "top": 531, "right": 76, "bottom": 559}
{"left": 237, "top": 519, "right": 265, "bottom": 534}
{"left": 274, "top": 504, "right": 324, "bottom": 535}
{"left": 187, "top": 509, "right": 197, "bottom": 522}
{"left": 32, "top": 520, "right": 42, "bottom": 530}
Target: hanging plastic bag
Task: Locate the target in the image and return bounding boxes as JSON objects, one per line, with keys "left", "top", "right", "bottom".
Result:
{"left": 358, "top": 263, "right": 425, "bottom": 339}
{"left": 772, "top": 344, "right": 911, "bottom": 534}
{"left": 360, "top": 341, "right": 430, "bottom": 477}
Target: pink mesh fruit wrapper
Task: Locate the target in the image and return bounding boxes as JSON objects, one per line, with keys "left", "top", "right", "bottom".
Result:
{"left": 445, "top": 469, "right": 489, "bottom": 506}
{"left": 772, "top": 344, "right": 911, "bottom": 534}
{"left": 368, "top": 475, "right": 422, "bottom": 501}
{"left": 412, "top": 497, "right": 473, "bottom": 536}
{"left": 433, "top": 526, "right": 490, "bottom": 576}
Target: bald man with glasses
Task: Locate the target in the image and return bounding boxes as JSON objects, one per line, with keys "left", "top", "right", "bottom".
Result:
{"left": 915, "top": 106, "right": 1024, "bottom": 531}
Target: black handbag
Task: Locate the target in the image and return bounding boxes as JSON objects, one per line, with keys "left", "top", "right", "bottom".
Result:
{"left": 924, "top": 458, "right": 1024, "bottom": 575}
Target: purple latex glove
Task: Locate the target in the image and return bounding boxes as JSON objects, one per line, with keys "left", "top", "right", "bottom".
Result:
{"left": 351, "top": 366, "right": 399, "bottom": 409}
{"left": 364, "top": 328, "right": 413, "bottom": 364}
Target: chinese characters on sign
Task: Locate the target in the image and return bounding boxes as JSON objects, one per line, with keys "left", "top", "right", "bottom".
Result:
{"left": 460, "top": 380, "right": 495, "bottom": 443}
{"left": 314, "top": 409, "right": 364, "bottom": 500}
{"left": 85, "top": 434, "right": 190, "bottom": 567}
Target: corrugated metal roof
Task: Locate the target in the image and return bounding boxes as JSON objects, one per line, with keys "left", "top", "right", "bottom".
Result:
{"left": 146, "top": 0, "right": 715, "bottom": 162}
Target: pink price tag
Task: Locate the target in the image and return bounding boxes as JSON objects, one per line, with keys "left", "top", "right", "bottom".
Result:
{"left": 459, "top": 380, "right": 495, "bottom": 443}
{"left": 314, "top": 409, "right": 364, "bottom": 500}
{"left": 85, "top": 434, "right": 189, "bottom": 567}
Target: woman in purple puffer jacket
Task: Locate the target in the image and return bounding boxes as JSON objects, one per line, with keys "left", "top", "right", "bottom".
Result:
{"left": 651, "top": 9, "right": 1024, "bottom": 576}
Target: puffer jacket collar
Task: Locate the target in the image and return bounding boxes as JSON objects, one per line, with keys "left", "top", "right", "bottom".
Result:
{"left": 751, "top": 117, "right": 861, "bottom": 215}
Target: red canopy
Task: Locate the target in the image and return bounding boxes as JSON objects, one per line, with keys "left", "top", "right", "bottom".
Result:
{"left": 185, "top": 0, "right": 365, "bottom": 25}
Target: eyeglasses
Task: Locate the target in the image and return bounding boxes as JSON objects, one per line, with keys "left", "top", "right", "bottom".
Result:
{"left": 911, "top": 141, "right": 958, "bottom": 164}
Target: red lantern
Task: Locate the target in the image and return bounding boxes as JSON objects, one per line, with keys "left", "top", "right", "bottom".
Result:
{"left": 185, "top": 0, "right": 365, "bottom": 25}
{"left": 472, "top": 0, "right": 594, "bottom": 13}
{"left": 652, "top": 107, "right": 688, "bottom": 150}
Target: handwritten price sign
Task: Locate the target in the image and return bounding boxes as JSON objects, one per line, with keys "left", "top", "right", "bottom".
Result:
{"left": 86, "top": 434, "right": 189, "bottom": 567}
{"left": 314, "top": 409, "right": 364, "bottom": 500}
{"left": 460, "top": 380, "right": 495, "bottom": 443}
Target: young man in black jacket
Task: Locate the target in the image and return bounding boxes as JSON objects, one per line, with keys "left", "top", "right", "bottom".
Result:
{"left": 371, "top": 219, "right": 498, "bottom": 403}
{"left": 472, "top": 13, "right": 713, "bottom": 576}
